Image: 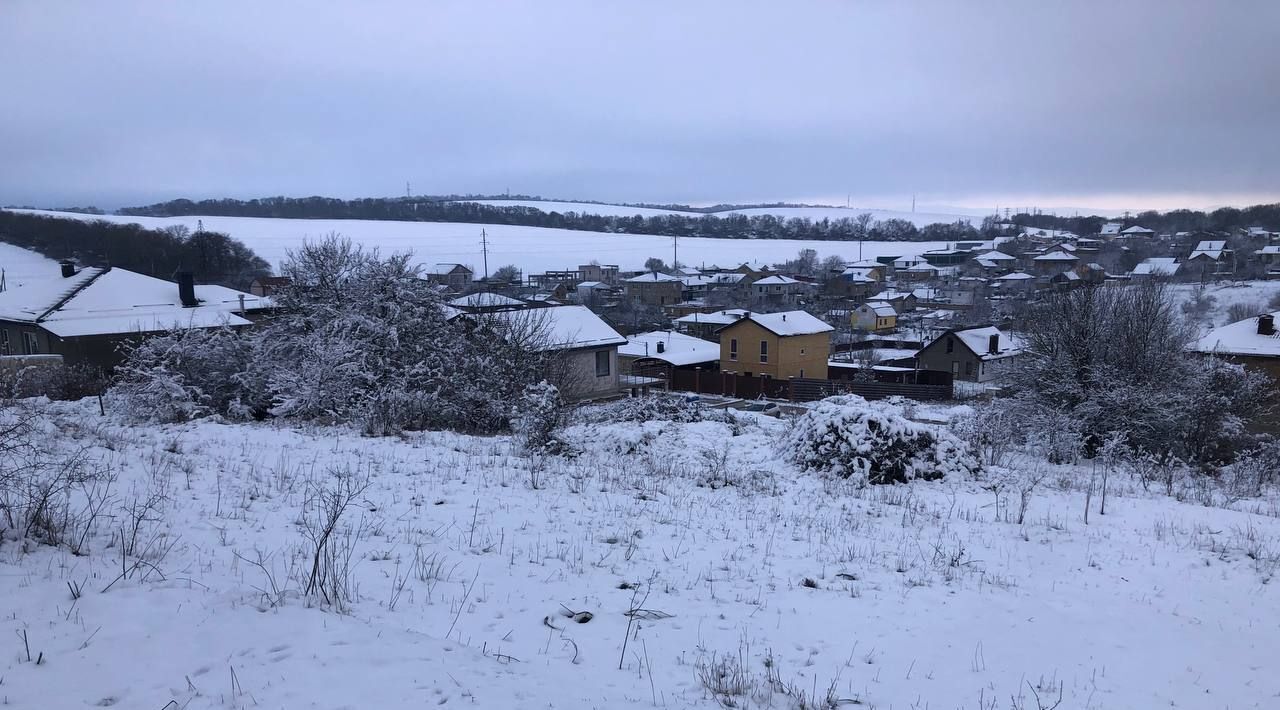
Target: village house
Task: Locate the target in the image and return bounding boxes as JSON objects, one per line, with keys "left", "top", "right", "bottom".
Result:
{"left": 1255, "top": 246, "right": 1280, "bottom": 278}
{"left": 751, "top": 275, "right": 812, "bottom": 307}
{"left": 915, "top": 325, "right": 1023, "bottom": 383}
{"left": 1184, "top": 240, "right": 1234, "bottom": 279}
{"left": 1031, "top": 250, "right": 1079, "bottom": 275}
{"left": 868, "top": 289, "right": 918, "bottom": 313}
{"left": 458, "top": 305, "right": 625, "bottom": 401}
{"left": 673, "top": 308, "right": 749, "bottom": 341}
{"left": 0, "top": 260, "right": 268, "bottom": 370}
{"left": 617, "top": 330, "right": 720, "bottom": 383}
{"left": 1130, "top": 257, "right": 1179, "bottom": 279}
{"left": 1195, "top": 312, "right": 1280, "bottom": 383}
{"left": 851, "top": 301, "right": 898, "bottom": 333}
{"left": 717, "top": 310, "right": 833, "bottom": 380}
{"left": 624, "top": 271, "right": 683, "bottom": 306}
{"left": 249, "top": 276, "right": 291, "bottom": 296}
{"left": 447, "top": 291, "right": 527, "bottom": 313}
{"left": 424, "top": 263, "right": 474, "bottom": 292}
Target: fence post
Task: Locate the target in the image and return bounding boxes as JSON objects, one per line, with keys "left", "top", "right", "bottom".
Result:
{"left": 694, "top": 367, "right": 701, "bottom": 394}
{"left": 788, "top": 376, "right": 795, "bottom": 401}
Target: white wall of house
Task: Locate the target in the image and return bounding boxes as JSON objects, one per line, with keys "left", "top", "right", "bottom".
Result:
{"left": 562, "top": 346, "right": 619, "bottom": 399}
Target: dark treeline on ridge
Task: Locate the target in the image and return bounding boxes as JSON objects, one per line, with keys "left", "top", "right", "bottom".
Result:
{"left": 0, "top": 210, "right": 271, "bottom": 289}
{"left": 118, "top": 195, "right": 1280, "bottom": 243}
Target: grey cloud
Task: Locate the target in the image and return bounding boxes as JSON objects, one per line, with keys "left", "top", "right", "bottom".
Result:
{"left": 1, "top": 0, "right": 1277, "bottom": 211}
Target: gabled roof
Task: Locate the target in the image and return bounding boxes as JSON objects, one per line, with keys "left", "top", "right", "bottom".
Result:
{"left": 859, "top": 302, "right": 897, "bottom": 317}
{"left": 471, "top": 305, "right": 625, "bottom": 351}
{"left": 932, "top": 326, "right": 1024, "bottom": 361}
{"left": 0, "top": 265, "right": 263, "bottom": 337}
{"left": 674, "top": 308, "right": 750, "bottom": 326}
{"left": 996, "top": 272, "right": 1035, "bottom": 280}
{"left": 1121, "top": 225, "right": 1154, "bottom": 235}
{"left": 1131, "top": 257, "right": 1179, "bottom": 276}
{"left": 1033, "top": 250, "right": 1079, "bottom": 262}
{"left": 1188, "top": 240, "right": 1230, "bottom": 261}
{"left": 626, "top": 271, "right": 682, "bottom": 283}
{"left": 978, "top": 250, "right": 1016, "bottom": 261}
{"left": 870, "top": 290, "right": 913, "bottom": 301}
{"left": 719, "top": 310, "right": 833, "bottom": 337}
{"left": 753, "top": 275, "right": 803, "bottom": 285}
{"left": 1195, "top": 312, "right": 1280, "bottom": 357}
{"left": 429, "top": 263, "right": 473, "bottom": 275}
{"left": 448, "top": 292, "right": 525, "bottom": 308}
{"left": 1257, "top": 246, "right": 1280, "bottom": 255}
{"left": 1099, "top": 222, "right": 1123, "bottom": 236}
{"left": 619, "top": 331, "right": 719, "bottom": 366}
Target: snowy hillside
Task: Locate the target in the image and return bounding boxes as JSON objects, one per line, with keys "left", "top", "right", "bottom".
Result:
{"left": 10, "top": 210, "right": 956, "bottom": 273}
{"left": 461, "top": 199, "right": 979, "bottom": 228}
{"left": 3, "top": 398, "right": 1278, "bottom": 708}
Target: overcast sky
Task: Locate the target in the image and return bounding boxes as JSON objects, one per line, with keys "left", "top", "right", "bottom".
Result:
{"left": 2, "top": 1, "right": 1277, "bottom": 214}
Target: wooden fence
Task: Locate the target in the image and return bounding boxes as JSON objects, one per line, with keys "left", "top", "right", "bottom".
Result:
{"left": 665, "top": 369, "right": 952, "bottom": 402}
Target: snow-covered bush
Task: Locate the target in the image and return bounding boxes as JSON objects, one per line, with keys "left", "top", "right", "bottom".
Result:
{"left": 589, "top": 394, "right": 706, "bottom": 424}
{"left": 113, "top": 326, "right": 265, "bottom": 423}
{"left": 783, "top": 395, "right": 979, "bottom": 484}
{"left": 1219, "top": 438, "right": 1280, "bottom": 497}
{"left": 511, "top": 381, "right": 563, "bottom": 452}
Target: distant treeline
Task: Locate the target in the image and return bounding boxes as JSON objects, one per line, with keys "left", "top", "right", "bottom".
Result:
{"left": 0, "top": 211, "right": 271, "bottom": 289}
{"left": 119, "top": 196, "right": 986, "bottom": 242}
{"left": 1007, "top": 203, "right": 1280, "bottom": 236}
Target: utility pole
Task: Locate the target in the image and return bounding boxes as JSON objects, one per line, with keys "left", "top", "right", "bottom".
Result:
{"left": 672, "top": 234, "right": 679, "bottom": 270}
{"left": 406, "top": 181, "right": 411, "bottom": 198}
{"left": 480, "top": 229, "right": 490, "bottom": 280}
{"left": 911, "top": 194, "right": 916, "bottom": 213}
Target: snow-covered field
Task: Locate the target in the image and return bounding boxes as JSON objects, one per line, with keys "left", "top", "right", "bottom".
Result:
{"left": 461, "top": 200, "right": 979, "bottom": 228}
{"left": 3, "top": 398, "right": 1278, "bottom": 708}
{"left": 1170, "top": 280, "right": 1280, "bottom": 330}
{"left": 10, "top": 210, "right": 958, "bottom": 274}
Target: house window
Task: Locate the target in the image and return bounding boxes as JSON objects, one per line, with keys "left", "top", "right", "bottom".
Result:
{"left": 22, "top": 332, "right": 39, "bottom": 355}
{"left": 595, "top": 350, "right": 611, "bottom": 377}
{"left": 759, "top": 340, "right": 769, "bottom": 363}
{"left": 965, "top": 361, "right": 973, "bottom": 377}
{"left": 729, "top": 338, "right": 738, "bottom": 361}
{"left": 800, "top": 348, "right": 805, "bottom": 355}
{"left": 945, "top": 338, "right": 954, "bottom": 354}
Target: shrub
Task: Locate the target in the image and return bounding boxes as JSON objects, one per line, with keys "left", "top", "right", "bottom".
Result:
{"left": 783, "top": 395, "right": 979, "bottom": 484}
{"left": 511, "top": 381, "right": 563, "bottom": 452}
{"left": 589, "top": 394, "right": 706, "bottom": 424}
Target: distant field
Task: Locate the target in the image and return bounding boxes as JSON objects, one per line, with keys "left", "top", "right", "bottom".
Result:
{"left": 11, "top": 210, "right": 957, "bottom": 274}
{"left": 462, "top": 199, "right": 978, "bottom": 228}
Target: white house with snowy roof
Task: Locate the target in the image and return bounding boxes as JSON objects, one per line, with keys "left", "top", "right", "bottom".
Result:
{"left": 0, "top": 255, "right": 267, "bottom": 369}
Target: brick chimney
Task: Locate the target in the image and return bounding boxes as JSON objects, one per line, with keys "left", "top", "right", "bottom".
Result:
{"left": 1259, "top": 314, "right": 1276, "bottom": 336}
{"left": 59, "top": 260, "right": 76, "bottom": 278}
{"left": 177, "top": 272, "right": 198, "bottom": 307}
{"left": 656, "top": 341, "right": 665, "bottom": 354}
{"left": 988, "top": 333, "right": 1000, "bottom": 354}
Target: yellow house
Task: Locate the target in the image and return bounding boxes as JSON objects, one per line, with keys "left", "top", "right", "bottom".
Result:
{"left": 717, "top": 311, "right": 833, "bottom": 380}
{"left": 852, "top": 301, "right": 897, "bottom": 333}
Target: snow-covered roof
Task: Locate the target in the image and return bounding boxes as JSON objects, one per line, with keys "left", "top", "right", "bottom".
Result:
{"left": 675, "top": 267, "right": 703, "bottom": 276}
{"left": 721, "top": 310, "right": 834, "bottom": 337}
{"left": 996, "top": 272, "right": 1035, "bottom": 280}
{"left": 674, "top": 308, "right": 750, "bottom": 326}
{"left": 1033, "top": 250, "right": 1079, "bottom": 262}
{"left": 1195, "top": 312, "right": 1280, "bottom": 357}
{"left": 1131, "top": 257, "right": 1179, "bottom": 276}
{"left": 619, "top": 331, "right": 719, "bottom": 366}
{"left": 0, "top": 266, "right": 264, "bottom": 338}
{"left": 680, "top": 275, "right": 716, "bottom": 287}
{"left": 871, "top": 290, "right": 912, "bottom": 302}
{"left": 577, "top": 280, "right": 608, "bottom": 289}
{"left": 905, "top": 263, "right": 938, "bottom": 273}
{"left": 753, "top": 275, "right": 803, "bottom": 285}
{"left": 1121, "top": 225, "right": 1154, "bottom": 234}
{"left": 859, "top": 302, "right": 896, "bottom": 317}
{"left": 477, "top": 305, "right": 625, "bottom": 351}
{"left": 626, "top": 271, "right": 682, "bottom": 283}
{"left": 429, "top": 263, "right": 472, "bottom": 275}
{"left": 1099, "top": 222, "right": 1123, "bottom": 236}
{"left": 847, "top": 259, "right": 884, "bottom": 268}
{"left": 1257, "top": 246, "right": 1280, "bottom": 255}
{"left": 978, "top": 250, "right": 1016, "bottom": 261}
{"left": 448, "top": 292, "right": 525, "bottom": 308}
{"left": 947, "top": 326, "right": 1024, "bottom": 361}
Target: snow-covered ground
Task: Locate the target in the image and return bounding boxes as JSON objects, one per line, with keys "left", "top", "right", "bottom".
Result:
{"left": 3, "top": 398, "right": 1278, "bottom": 709}
{"left": 1170, "top": 280, "right": 1280, "bottom": 330}
{"left": 461, "top": 200, "right": 978, "bottom": 228}
{"left": 9, "top": 210, "right": 958, "bottom": 274}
